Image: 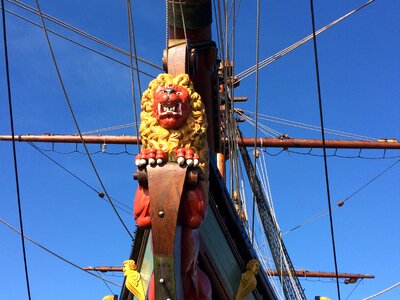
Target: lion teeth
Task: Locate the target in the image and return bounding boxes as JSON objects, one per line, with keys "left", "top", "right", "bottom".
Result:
{"left": 158, "top": 103, "right": 182, "bottom": 116}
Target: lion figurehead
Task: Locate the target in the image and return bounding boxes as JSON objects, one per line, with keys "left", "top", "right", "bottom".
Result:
{"left": 139, "top": 73, "right": 208, "bottom": 176}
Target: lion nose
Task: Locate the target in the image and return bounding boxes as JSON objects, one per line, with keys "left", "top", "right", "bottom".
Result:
{"left": 164, "top": 85, "right": 175, "bottom": 97}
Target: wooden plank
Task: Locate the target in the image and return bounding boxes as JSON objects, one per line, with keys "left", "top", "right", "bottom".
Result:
{"left": 200, "top": 208, "right": 256, "bottom": 300}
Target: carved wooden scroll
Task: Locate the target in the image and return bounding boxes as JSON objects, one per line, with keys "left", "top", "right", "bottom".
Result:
{"left": 123, "top": 260, "right": 145, "bottom": 300}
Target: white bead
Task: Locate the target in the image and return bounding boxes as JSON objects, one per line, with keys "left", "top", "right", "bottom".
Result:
{"left": 177, "top": 157, "right": 185, "bottom": 165}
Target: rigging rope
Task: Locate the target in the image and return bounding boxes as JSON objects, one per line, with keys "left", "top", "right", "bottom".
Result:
{"left": 239, "top": 113, "right": 282, "bottom": 137}
{"left": 237, "top": 126, "right": 306, "bottom": 299}
{"left": 251, "top": 0, "right": 261, "bottom": 246}
{"left": 178, "top": 1, "right": 188, "bottom": 40}
{"left": 362, "top": 280, "right": 400, "bottom": 300}
{"left": 0, "top": 218, "right": 122, "bottom": 287}
{"left": 252, "top": 150, "right": 286, "bottom": 299}
{"left": 253, "top": 211, "right": 284, "bottom": 299}
{"left": 283, "top": 158, "right": 400, "bottom": 236}
{"left": 172, "top": 0, "right": 177, "bottom": 38}
{"left": 228, "top": 0, "right": 239, "bottom": 200}
{"left": 80, "top": 121, "right": 140, "bottom": 135}
{"left": 7, "top": 0, "right": 163, "bottom": 71}
{"left": 259, "top": 150, "right": 279, "bottom": 228}
{"left": 178, "top": 0, "right": 189, "bottom": 72}
{"left": 2, "top": 8, "right": 155, "bottom": 78}
{"left": 127, "top": 3, "right": 143, "bottom": 99}
{"left": 126, "top": 0, "right": 141, "bottom": 153}
{"left": 232, "top": 0, "right": 242, "bottom": 203}
{"left": 216, "top": 0, "right": 225, "bottom": 62}
{"left": 96, "top": 271, "right": 115, "bottom": 295}
{"left": 224, "top": 0, "right": 241, "bottom": 51}
{"left": 216, "top": 0, "right": 229, "bottom": 185}
{"left": 212, "top": 0, "right": 222, "bottom": 53}
{"left": 343, "top": 159, "right": 400, "bottom": 202}
{"left": 33, "top": 0, "right": 134, "bottom": 240}
{"left": 165, "top": 0, "right": 169, "bottom": 65}
{"left": 264, "top": 147, "right": 400, "bottom": 160}
{"left": 346, "top": 278, "right": 363, "bottom": 300}
{"left": 28, "top": 142, "right": 136, "bottom": 156}
{"left": 1, "top": 1, "right": 32, "bottom": 298}
{"left": 309, "top": 1, "right": 341, "bottom": 298}
{"left": 240, "top": 109, "right": 377, "bottom": 141}
{"left": 28, "top": 142, "right": 133, "bottom": 216}
{"left": 236, "top": 0, "right": 376, "bottom": 82}
{"left": 80, "top": 108, "right": 378, "bottom": 142}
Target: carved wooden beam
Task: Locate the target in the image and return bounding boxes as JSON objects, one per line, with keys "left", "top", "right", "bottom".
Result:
{"left": 147, "top": 163, "right": 187, "bottom": 300}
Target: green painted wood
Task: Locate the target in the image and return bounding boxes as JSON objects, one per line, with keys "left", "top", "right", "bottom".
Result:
{"left": 201, "top": 208, "right": 256, "bottom": 300}
{"left": 137, "top": 207, "right": 258, "bottom": 300}
{"left": 140, "top": 231, "right": 154, "bottom": 295}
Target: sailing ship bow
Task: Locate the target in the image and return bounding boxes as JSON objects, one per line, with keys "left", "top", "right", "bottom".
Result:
{"left": 121, "top": 1, "right": 279, "bottom": 299}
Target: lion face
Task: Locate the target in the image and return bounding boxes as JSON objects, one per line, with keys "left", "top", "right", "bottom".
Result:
{"left": 141, "top": 73, "right": 209, "bottom": 178}
{"left": 152, "top": 84, "right": 191, "bottom": 130}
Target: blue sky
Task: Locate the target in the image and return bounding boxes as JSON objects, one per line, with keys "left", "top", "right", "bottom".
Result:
{"left": 1, "top": 0, "right": 399, "bottom": 299}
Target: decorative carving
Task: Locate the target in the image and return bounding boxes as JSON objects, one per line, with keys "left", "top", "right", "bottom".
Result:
{"left": 152, "top": 83, "right": 191, "bottom": 130}
{"left": 134, "top": 74, "right": 208, "bottom": 171}
{"left": 235, "top": 259, "right": 260, "bottom": 300}
{"left": 134, "top": 73, "right": 209, "bottom": 229}
{"left": 133, "top": 73, "right": 211, "bottom": 300}
{"left": 123, "top": 260, "right": 145, "bottom": 300}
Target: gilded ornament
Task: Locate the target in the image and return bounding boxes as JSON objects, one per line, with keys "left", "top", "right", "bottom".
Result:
{"left": 123, "top": 260, "right": 145, "bottom": 300}
{"left": 235, "top": 259, "right": 260, "bottom": 300}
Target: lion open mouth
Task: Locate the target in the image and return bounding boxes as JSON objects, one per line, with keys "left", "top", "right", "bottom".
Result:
{"left": 158, "top": 102, "right": 182, "bottom": 116}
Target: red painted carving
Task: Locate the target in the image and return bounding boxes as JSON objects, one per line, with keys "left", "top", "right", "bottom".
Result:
{"left": 135, "top": 148, "right": 167, "bottom": 167}
{"left": 182, "top": 228, "right": 212, "bottom": 300}
{"left": 133, "top": 74, "right": 211, "bottom": 299}
{"left": 183, "top": 181, "right": 207, "bottom": 228}
{"left": 152, "top": 84, "right": 191, "bottom": 130}
{"left": 133, "top": 186, "right": 151, "bottom": 228}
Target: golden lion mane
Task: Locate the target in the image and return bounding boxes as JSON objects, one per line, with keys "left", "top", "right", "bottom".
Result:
{"left": 139, "top": 73, "right": 208, "bottom": 175}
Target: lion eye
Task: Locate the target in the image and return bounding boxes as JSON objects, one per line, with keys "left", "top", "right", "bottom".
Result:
{"left": 176, "top": 92, "right": 182, "bottom": 95}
